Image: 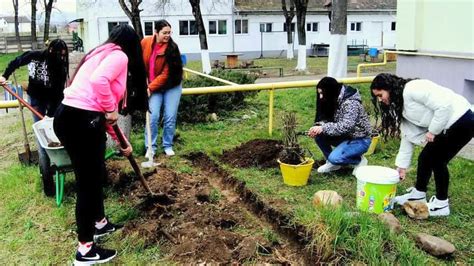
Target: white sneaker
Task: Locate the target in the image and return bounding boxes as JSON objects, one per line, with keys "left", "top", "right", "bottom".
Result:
{"left": 164, "top": 147, "right": 175, "bottom": 156}
{"left": 393, "top": 187, "right": 427, "bottom": 206}
{"left": 317, "top": 161, "right": 341, "bottom": 173}
{"left": 352, "top": 156, "right": 368, "bottom": 175}
{"left": 427, "top": 196, "right": 450, "bottom": 216}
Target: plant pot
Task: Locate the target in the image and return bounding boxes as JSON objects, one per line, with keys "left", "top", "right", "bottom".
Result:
{"left": 277, "top": 158, "right": 315, "bottom": 186}
{"left": 365, "top": 133, "right": 380, "bottom": 156}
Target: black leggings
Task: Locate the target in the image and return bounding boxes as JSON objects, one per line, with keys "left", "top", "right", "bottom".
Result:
{"left": 53, "top": 104, "right": 107, "bottom": 242}
{"left": 416, "top": 110, "right": 474, "bottom": 200}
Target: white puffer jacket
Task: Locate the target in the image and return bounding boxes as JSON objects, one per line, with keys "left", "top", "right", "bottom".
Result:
{"left": 395, "top": 80, "right": 472, "bottom": 168}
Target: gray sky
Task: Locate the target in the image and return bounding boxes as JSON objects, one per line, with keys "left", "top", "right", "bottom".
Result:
{"left": 0, "top": 0, "right": 76, "bottom": 23}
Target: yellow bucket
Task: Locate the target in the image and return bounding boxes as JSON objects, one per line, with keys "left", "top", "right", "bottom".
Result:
{"left": 365, "top": 134, "right": 380, "bottom": 155}
{"left": 277, "top": 158, "right": 315, "bottom": 186}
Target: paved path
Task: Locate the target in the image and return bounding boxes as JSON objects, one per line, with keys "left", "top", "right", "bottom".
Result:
{"left": 256, "top": 74, "right": 474, "bottom": 161}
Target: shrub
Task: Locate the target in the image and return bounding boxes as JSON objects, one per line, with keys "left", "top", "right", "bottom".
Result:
{"left": 179, "top": 70, "right": 258, "bottom": 123}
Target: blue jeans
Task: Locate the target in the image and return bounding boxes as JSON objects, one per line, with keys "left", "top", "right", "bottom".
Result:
{"left": 315, "top": 135, "right": 371, "bottom": 165}
{"left": 145, "top": 84, "right": 182, "bottom": 153}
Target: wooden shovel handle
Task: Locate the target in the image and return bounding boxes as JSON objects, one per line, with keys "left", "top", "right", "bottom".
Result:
{"left": 112, "top": 124, "right": 154, "bottom": 195}
{"left": 1, "top": 83, "right": 44, "bottom": 119}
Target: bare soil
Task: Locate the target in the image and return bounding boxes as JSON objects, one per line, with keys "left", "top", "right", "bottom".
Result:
{"left": 106, "top": 155, "right": 309, "bottom": 264}
{"left": 219, "top": 139, "right": 283, "bottom": 168}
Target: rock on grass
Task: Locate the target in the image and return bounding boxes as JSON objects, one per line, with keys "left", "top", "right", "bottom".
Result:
{"left": 415, "top": 233, "right": 456, "bottom": 257}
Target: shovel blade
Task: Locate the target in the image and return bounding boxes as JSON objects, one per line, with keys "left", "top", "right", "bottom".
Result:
{"left": 18, "top": 150, "right": 39, "bottom": 166}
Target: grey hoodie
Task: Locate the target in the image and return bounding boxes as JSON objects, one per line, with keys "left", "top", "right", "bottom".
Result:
{"left": 321, "top": 86, "right": 372, "bottom": 138}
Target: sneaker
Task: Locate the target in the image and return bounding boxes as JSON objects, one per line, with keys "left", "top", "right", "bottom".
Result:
{"left": 317, "top": 161, "right": 342, "bottom": 173}
{"left": 427, "top": 196, "right": 450, "bottom": 216}
{"left": 74, "top": 243, "right": 117, "bottom": 265}
{"left": 94, "top": 220, "right": 123, "bottom": 240}
{"left": 164, "top": 147, "right": 175, "bottom": 156}
{"left": 352, "top": 156, "right": 368, "bottom": 175}
{"left": 393, "top": 187, "right": 427, "bottom": 206}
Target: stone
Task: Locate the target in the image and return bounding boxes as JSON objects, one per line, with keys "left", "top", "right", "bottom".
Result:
{"left": 207, "top": 112, "right": 218, "bottom": 122}
{"left": 106, "top": 114, "right": 132, "bottom": 149}
{"left": 403, "top": 201, "right": 429, "bottom": 220}
{"left": 378, "top": 212, "right": 402, "bottom": 233}
{"left": 312, "top": 190, "right": 343, "bottom": 207}
{"left": 415, "top": 233, "right": 456, "bottom": 257}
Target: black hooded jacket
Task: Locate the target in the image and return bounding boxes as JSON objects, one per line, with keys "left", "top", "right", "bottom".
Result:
{"left": 3, "top": 50, "right": 67, "bottom": 104}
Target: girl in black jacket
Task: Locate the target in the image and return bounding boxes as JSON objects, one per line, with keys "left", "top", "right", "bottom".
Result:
{"left": 0, "top": 39, "right": 69, "bottom": 196}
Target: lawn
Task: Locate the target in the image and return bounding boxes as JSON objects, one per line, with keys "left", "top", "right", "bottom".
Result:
{"left": 0, "top": 53, "right": 472, "bottom": 264}
{"left": 185, "top": 55, "right": 396, "bottom": 77}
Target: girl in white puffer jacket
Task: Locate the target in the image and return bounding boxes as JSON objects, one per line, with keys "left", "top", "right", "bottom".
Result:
{"left": 371, "top": 73, "right": 473, "bottom": 217}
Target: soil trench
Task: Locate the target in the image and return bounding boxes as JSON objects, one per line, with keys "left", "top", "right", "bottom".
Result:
{"left": 106, "top": 156, "right": 309, "bottom": 264}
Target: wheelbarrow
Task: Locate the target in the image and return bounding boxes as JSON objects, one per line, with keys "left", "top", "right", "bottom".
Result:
{"left": 32, "top": 118, "right": 116, "bottom": 206}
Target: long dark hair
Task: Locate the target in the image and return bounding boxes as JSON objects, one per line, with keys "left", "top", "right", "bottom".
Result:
{"left": 72, "top": 24, "right": 148, "bottom": 112}
{"left": 315, "top": 77, "right": 342, "bottom": 123}
{"left": 370, "top": 73, "right": 409, "bottom": 139}
{"left": 46, "top": 39, "right": 69, "bottom": 90}
{"left": 154, "top": 19, "right": 183, "bottom": 89}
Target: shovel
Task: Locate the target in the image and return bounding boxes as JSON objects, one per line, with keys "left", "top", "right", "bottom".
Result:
{"left": 12, "top": 74, "right": 39, "bottom": 165}
{"left": 141, "top": 111, "right": 159, "bottom": 168}
{"left": 112, "top": 124, "right": 172, "bottom": 203}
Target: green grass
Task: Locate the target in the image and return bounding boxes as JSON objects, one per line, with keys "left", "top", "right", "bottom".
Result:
{"left": 185, "top": 55, "right": 396, "bottom": 77}
{"left": 0, "top": 52, "right": 28, "bottom": 84}
{"left": 0, "top": 53, "right": 472, "bottom": 264}
{"left": 175, "top": 84, "right": 473, "bottom": 264}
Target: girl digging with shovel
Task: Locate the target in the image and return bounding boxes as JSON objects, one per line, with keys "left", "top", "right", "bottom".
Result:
{"left": 53, "top": 25, "right": 147, "bottom": 265}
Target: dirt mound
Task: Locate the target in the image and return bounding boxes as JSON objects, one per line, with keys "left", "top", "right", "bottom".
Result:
{"left": 219, "top": 139, "right": 283, "bottom": 168}
{"left": 109, "top": 159, "right": 305, "bottom": 264}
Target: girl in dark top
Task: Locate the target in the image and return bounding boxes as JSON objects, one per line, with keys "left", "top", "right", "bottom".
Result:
{"left": 307, "top": 77, "right": 372, "bottom": 174}
{"left": 0, "top": 39, "right": 69, "bottom": 196}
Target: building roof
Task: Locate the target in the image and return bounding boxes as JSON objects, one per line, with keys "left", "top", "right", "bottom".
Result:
{"left": 235, "top": 0, "right": 396, "bottom": 12}
{"left": 1, "top": 16, "right": 31, "bottom": 23}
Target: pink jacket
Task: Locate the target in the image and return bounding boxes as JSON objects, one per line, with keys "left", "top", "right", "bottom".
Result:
{"left": 62, "top": 43, "right": 128, "bottom": 141}
{"left": 63, "top": 43, "right": 128, "bottom": 113}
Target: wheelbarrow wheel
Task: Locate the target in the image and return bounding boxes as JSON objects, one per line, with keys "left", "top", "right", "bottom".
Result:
{"left": 39, "top": 155, "right": 55, "bottom": 197}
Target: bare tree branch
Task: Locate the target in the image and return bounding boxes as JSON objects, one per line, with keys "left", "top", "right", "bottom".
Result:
{"left": 118, "top": 0, "right": 144, "bottom": 39}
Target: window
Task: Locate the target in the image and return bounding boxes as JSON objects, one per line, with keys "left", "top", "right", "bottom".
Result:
{"left": 208, "top": 20, "right": 226, "bottom": 35}
{"left": 350, "top": 22, "right": 362, "bottom": 31}
{"left": 391, "top": 21, "right": 396, "bottom": 31}
{"left": 144, "top": 21, "right": 153, "bottom": 35}
{"left": 283, "top": 22, "right": 295, "bottom": 32}
{"left": 260, "top": 23, "right": 272, "bottom": 32}
{"left": 107, "top": 21, "right": 128, "bottom": 34}
{"left": 306, "top": 22, "right": 318, "bottom": 32}
{"left": 179, "top": 20, "right": 198, "bottom": 35}
{"left": 235, "top": 19, "right": 248, "bottom": 34}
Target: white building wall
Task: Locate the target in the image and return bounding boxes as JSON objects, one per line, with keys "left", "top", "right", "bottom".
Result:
{"left": 5, "top": 22, "right": 30, "bottom": 34}
{"left": 77, "top": 0, "right": 396, "bottom": 57}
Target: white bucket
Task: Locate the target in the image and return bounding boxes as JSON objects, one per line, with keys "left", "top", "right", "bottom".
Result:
{"left": 355, "top": 166, "right": 399, "bottom": 214}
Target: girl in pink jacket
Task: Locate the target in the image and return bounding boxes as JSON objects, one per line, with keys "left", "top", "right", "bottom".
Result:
{"left": 53, "top": 25, "right": 146, "bottom": 264}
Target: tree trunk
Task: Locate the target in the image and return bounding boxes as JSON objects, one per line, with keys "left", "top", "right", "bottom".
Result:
{"left": 327, "top": 0, "right": 347, "bottom": 77}
{"left": 13, "top": 0, "right": 23, "bottom": 52}
{"left": 189, "top": 0, "right": 211, "bottom": 73}
{"left": 43, "top": 0, "right": 54, "bottom": 44}
{"left": 118, "top": 0, "right": 144, "bottom": 39}
{"left": 294, "top": 0, "right": 308, "bottom": 70}
{"left": 31, "top": 0, "right": 38, "bottom": 50}
{"left": 282, "top": 0, "right": 295, "bottom": 59}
